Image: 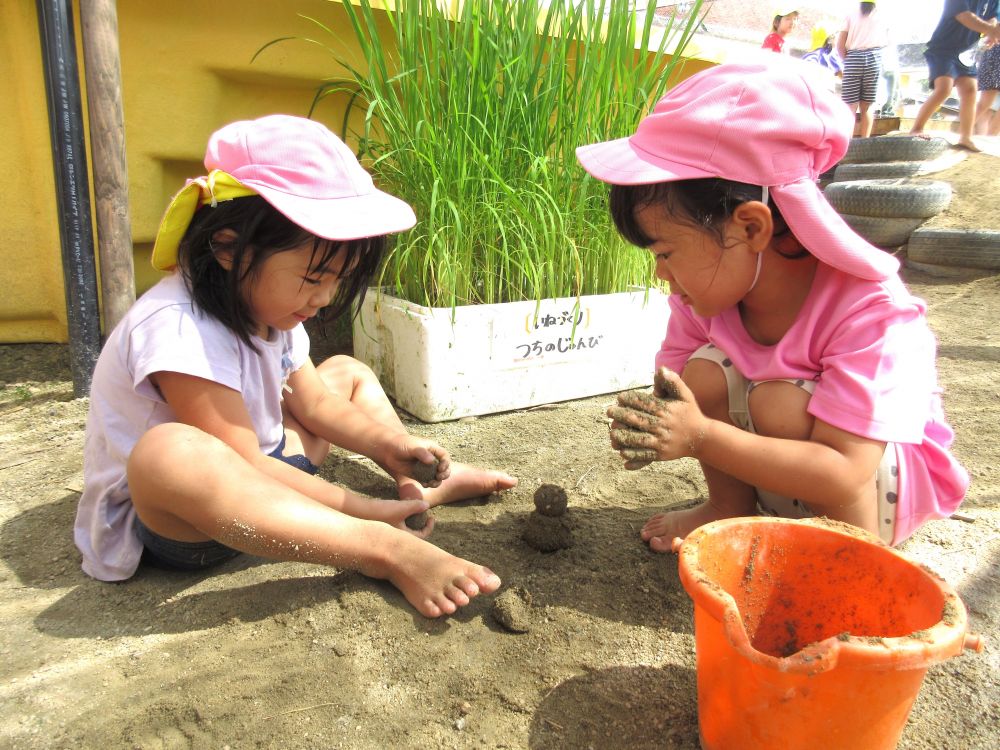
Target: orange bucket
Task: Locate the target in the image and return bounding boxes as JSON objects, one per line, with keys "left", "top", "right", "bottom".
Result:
{"left": 673, "top": 517, "right": 983, "bottom": 750}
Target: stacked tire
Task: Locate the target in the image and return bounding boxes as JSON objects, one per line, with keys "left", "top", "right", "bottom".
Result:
{"left": 825, "top": 136, "right": 1000, "bottom": 271}
{"left": 824, "top": 136, "right": 952, "bottom": 249}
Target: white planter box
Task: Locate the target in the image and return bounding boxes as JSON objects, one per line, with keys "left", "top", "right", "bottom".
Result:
{"left": 352, "top": 287, "right": 671, "bottom": 422}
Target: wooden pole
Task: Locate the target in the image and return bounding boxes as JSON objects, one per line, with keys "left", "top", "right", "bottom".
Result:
{"left": 80, "top": 0, "right": 135, "bottom": 336}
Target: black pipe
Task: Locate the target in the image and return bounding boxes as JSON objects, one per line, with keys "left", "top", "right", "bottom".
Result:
{"left": 36, "top": 0, "right": 101, "bottom": 397}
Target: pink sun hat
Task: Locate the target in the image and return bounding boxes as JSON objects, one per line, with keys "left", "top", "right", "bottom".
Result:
{"left": 152, "top": 114, "right": 416, "bottom": 270}
{"left": 576, "top": 57, "right": 899, "bottom": 281}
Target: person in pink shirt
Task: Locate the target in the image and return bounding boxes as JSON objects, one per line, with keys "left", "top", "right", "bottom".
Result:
{"left": 576, "top": 59, "right": 968, "bottom": 550}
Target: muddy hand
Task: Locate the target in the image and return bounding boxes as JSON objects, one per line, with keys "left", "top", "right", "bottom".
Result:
{"left": 607, "top": 369, "right": 707, "bottom": 464}
{"left": 653, "top": 366, "right": 683, "bottom": 400}
{"left": 386, "top": 436, "right": 451, "bottom": 488}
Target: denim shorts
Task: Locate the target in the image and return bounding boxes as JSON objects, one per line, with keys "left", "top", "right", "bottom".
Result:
{"left": 924, "top": 49, "right": 977, "bottom": 84}
{"left": 135, "top": 434, "right": 319, "bottom": 571}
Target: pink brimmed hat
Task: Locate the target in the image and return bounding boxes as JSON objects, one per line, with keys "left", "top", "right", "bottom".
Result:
{"left": 152, "top": 115, "right": 416, "bottom": 270}
{"left": 576, "top": 58, "right": 898, "bottom": 281}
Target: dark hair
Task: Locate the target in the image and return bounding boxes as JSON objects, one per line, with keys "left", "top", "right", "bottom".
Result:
{"left": 772, "top": 12, "right": 796, "bottom": 32}
{"left": 860, "top": 2, "right": 875, "bottom": 16}
{"left": 608, "top": 178, "right": 806, "bottom": 259}
{"left": 176, "top": 195, "right": 386, "bottom": 350}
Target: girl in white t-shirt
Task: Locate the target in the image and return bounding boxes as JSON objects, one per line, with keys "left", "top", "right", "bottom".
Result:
{"left": 74, "top": 115, "right": 516, "bottom": 618}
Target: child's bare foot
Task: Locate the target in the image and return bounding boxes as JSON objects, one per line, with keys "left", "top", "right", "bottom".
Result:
{"left": 379, "top": 540, "right": 502, "bottom": 618}
{"left": 399, "top": 462, "right": 517, "bottom": 507}
{"left": 954, "top": 138, "right": 982, "bottom": 153}
{"left": 640, "top": 501, "right": 737, "bottom": 552}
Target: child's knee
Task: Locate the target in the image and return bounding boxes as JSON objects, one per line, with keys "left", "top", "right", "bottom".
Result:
{"left": 747, "top": 381, "right": 812, "bottom": 440}
{"left": 681, "top": 358, "right": 729, "bottom": 418}
{"left": 128, "top": 423, "right": 221, "bottom": 476}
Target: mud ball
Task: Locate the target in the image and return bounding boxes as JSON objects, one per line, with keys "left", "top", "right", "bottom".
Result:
{"left": 410, "top": 458, "right": 440, "bottom": 487}
{"left": 491, "top": 586, "right": 533, "bottom": 633}
{"left": 533, "top": 483, "right": 568, "bottom": 517}
{"left": 404, "top": 510, "right": 430, "bottom": 531}
{"left": 522, "top": 511, "right": 572, "bottom": 552}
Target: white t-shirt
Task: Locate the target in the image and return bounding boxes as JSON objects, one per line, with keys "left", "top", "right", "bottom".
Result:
{"left": 74, "top": 272, "right": 310, "bottom": 581}
{"left": 842, "top": 8, "right": 889, "bottom": 51}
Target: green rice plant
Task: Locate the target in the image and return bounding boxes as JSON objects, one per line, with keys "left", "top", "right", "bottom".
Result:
{"left": 258, "top": 0, "right": 704, "bottom": 307}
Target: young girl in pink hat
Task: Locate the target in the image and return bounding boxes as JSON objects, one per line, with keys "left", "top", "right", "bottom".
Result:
{"left": 576, "top": 58, "right": 968, "bottom": 550}
{"left": 74, "top": 115, "right": 516, "bottom": 618}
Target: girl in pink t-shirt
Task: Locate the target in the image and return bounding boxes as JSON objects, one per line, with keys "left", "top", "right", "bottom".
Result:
{"left": 576, "top": 59, "right": 968, "bottom": 550}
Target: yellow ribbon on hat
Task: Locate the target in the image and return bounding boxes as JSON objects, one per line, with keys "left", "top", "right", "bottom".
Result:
{"left": 151, "top": 169, "right": 258, "bottom": 271}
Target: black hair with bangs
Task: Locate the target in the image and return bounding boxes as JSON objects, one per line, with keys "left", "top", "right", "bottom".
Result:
{"left": 608, "top": 178, "right": 805, "bottom": 258}
{"left": 176, "top": 195, "right": 385, "bottom": 351}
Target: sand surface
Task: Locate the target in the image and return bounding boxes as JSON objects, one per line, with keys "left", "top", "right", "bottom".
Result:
{"left": 1, "top": 145, "right": 998, "bottom": 750}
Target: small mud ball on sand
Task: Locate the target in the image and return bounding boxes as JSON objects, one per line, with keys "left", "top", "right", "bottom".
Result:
{"left": 404, "top": 510, "right": 430, "bottom": 531}
{"left": 533, "top": 483, "right": 568, "bottom": 517}
{"left": 491, "top": 586, "right": 533, "bottom": 633}
{"left": 522, "top": 511, "right": 572, "bottom": 552}
{"left": 410, "top": 458, "right": 440, "bottom": 487}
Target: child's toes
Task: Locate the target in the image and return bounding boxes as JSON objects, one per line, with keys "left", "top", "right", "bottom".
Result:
{"left": 648, "top": 535, "right": 674, "bottom": 553}
{"left": 445, "top": 584, "right": 471, "bottom": 608}
{"left": 454, "top": 577, "right": 481, "bottom": 599}
{"left": 472, "top": 568, "right": 501, "bottom": 594}
{"left": 434, "top": 594, "right": 459, "bottom": 616}
{"left": 641, "top": 514, "right": 668, "bottom": 540}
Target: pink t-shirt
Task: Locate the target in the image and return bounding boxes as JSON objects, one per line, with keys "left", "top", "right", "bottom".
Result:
{"left": 655, "top": 262, "right": 968, "bottom": 544}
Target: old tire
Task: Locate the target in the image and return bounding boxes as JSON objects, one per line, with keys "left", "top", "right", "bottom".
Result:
{"left": 906, "top": 228, "right": 1000, "bottom": 270}
{"left": 833, "top": 161, "right": 924, "bottom": 181}
{"left": 840, "top": 136, "right": 950, "bottom": 164}
{"left": 840, "top": 214, "right": 925, "bottom": 248}
{"left": 824, "top": 179, "right": 952, "bottom": 219}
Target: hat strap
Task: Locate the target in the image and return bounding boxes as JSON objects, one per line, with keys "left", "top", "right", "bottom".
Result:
{"left": 761, "top": 186, "right": 769, "bottom": 205}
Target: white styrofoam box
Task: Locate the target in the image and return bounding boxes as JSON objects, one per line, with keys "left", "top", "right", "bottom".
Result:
{"left": 352, "top": 286, "right": 670, "bottom": 422}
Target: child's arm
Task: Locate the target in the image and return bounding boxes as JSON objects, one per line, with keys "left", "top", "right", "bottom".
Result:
{"left": 281, "top": 358, "right": 449, "bottom": 482}
{"left": 150, "top": 371, "right": 429, "bottom": 530}
{"left": 608, "top": 368, "right": 886, "bottom": 509}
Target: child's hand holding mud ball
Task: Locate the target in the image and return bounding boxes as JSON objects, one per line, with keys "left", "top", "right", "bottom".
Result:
{"left": 608, "top": 367, "right": 692, "bottom": 469}
{"left": 410, "top": 456, "right": 446, "bottom": 488}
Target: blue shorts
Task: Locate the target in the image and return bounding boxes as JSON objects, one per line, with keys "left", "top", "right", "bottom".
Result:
{"left": 924, "top": 49, "right": 977, "bottom": 85}
{"left": 135, "top": 434, "right": 320, "bottom": 571}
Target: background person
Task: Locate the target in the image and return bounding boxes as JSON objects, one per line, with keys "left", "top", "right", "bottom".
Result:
{"left": 837, "top": 1, "right": 890, "bottom": 138}
{"left": 762, "top": 8, "right": 799, "bottom": 54}
{"left": 802, "top": 27, "right": 843, "bottom": 76}
{"left": 974, "top": 41, "right": 1000, "bottom": 134}
{"left": 909, "top": 0, "right": 1000, "bottom": 152}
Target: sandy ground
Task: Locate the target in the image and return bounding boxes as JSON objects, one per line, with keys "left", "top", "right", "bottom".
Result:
{"left": 1, "top": 146, "right": 999, "bottom": 750}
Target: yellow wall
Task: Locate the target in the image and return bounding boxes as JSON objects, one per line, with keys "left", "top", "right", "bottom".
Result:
{"left": 1, "top": 1, "right": 709, "bottom": 343}
{"left": 1, "top": 0, "right": 377, "bottom": 343}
